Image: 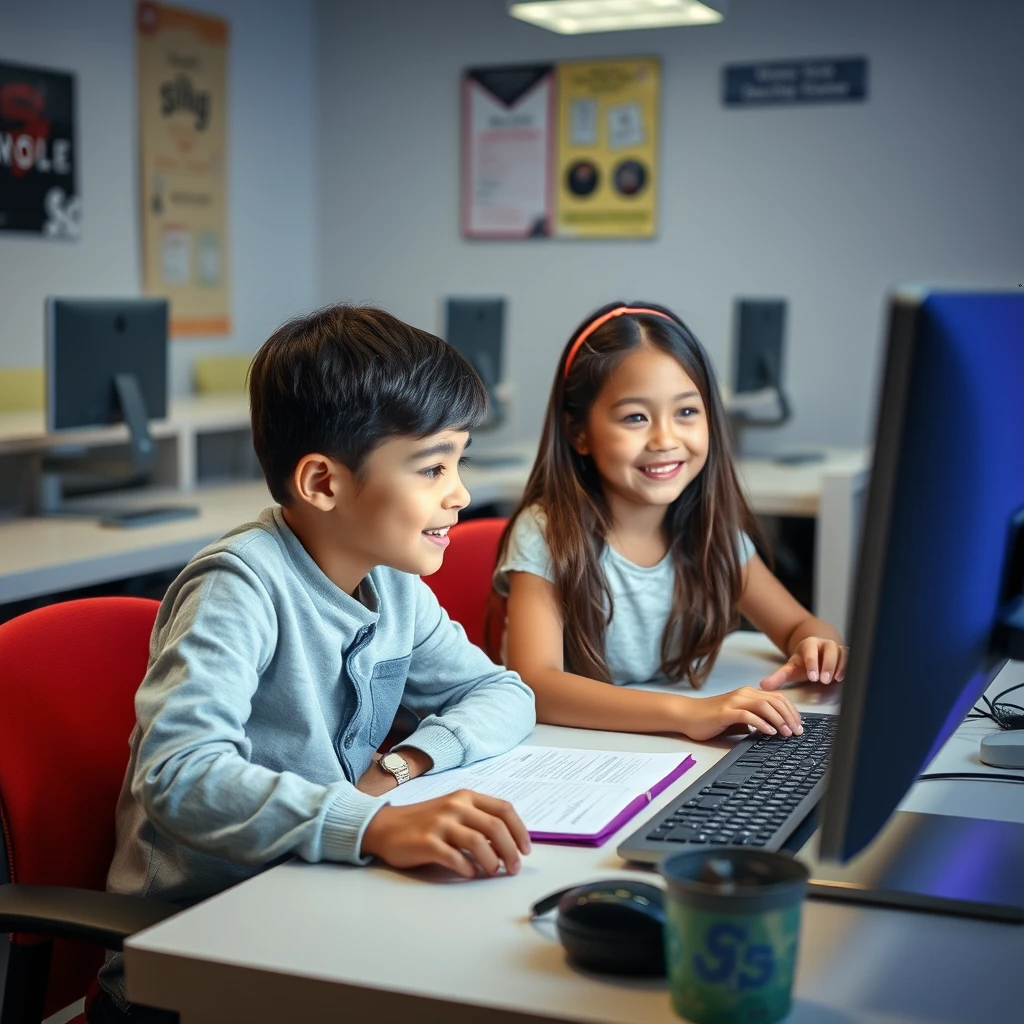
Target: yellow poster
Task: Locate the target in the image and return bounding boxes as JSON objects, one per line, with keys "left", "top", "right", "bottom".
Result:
{"left": 137, "top": 1, "right": 230, "bottom": 336}
{"left": 555, "top": 58, "right": 659, "bottom": 239}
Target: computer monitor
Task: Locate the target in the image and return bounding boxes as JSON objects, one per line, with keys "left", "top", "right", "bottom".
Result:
{"left": 47, "top": 297, "right": 168, "bottom": 452}
{"left": 728, "top": 298, "right": 793, "bottom": 438}
{"left": 810, "top": 288, "right": 1024, "bottom": 919}
{"left": 42, "top": 298, "right": 196, "bottom": 526}
{"left": 734, "top": 298, "right": 786, "bottom": 394}
{"left": 445, "top": 297, "right": 505, "bottom": 422}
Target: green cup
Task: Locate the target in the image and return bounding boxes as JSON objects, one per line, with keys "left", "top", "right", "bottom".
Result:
{"left": 660, "top": 849, "right": 809, "bottom": 1024}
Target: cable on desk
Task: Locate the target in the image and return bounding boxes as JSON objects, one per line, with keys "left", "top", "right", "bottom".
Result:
{"left": 918, "top": 772, "right": 1024, "bottom": 785}
{"left": 967, "top": 680, "right": 1024, "bottom": 731}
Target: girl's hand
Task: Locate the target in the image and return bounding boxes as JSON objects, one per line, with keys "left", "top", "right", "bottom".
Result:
{"left": 674, "top": 688, "right": 803, "bottom": 742}
{"left": 361, "top": 790, "right": 531, "bottom": 878}
{"left": 759, "top": 637, "right": 849, "bottom": 690}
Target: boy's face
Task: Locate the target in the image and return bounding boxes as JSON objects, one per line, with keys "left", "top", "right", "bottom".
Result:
{"left": 338, "top": 429, "right": 472, "bottom": 577}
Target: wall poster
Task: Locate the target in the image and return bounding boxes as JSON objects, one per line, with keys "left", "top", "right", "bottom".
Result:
{"left": 0, "top": 60, "right": 80, "bottom": 239}
{"left": 137, "top": 1, "right": 230, "bottom": 336}
{"left": 555, "top": 58, "right": 659, "bottom": 239}
{"left": 462, "top": 65, "right": 555, "bottom": 238}
{"left": 461, "top": 57, "right": 659, "bottom": 240}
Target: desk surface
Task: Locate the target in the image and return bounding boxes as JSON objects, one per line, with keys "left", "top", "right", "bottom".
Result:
{"left": 124, "top": 635, "right": 1024, "bottom": 1024}
{"left": 0, "top": 435, "right": 870, "bottom": 606}
{"left": 0, "top": 393, "right": 251, "bottom": 453}
{"left": 0, "top": 451, "right": 529, "bottom": 604}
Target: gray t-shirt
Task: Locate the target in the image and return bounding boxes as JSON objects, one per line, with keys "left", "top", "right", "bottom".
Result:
{"left": 495, "top": 505, "right": 755, "bottom": 685}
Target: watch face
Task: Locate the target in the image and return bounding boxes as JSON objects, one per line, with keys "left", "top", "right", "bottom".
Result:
{"left": 382, "top": 753, "right": 405, "bottom": 771}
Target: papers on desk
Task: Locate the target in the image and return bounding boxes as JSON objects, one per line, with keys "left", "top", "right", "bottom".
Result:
{"left": 386, "top": 745, "right": 696, "bottom": 845}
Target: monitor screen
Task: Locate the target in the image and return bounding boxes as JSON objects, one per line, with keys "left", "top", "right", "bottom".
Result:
{"left": 819, "top": 289, "right": 1024, "bottom": 862}
{"left": 445, "top": 298, "right": 505, "bottom": 393}
{"left": 733, "top": 298, "right": 786, "bottom": 394}
{"left": 46, "top": 298, "right": 169, "bottom": 433}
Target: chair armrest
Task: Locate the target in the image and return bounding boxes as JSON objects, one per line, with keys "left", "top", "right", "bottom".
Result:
{"left": 0, "top": 883, "right": 178, "bottom": 950}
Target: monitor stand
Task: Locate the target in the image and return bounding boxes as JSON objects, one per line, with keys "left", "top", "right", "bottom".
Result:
{"left": 796, "top": 811, "right": 1024, "bottom": 922}
{"left": 35, "top": 373, "right": 199, "bottom": 527}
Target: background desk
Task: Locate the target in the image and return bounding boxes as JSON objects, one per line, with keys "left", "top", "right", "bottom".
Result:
{"left": 0, "top": 457, "right": 535, "bottom": 606}
{"left": 0, "top": 398, "right": 869, "bottom": 630}
{"left": 123, "top": 634, "right": 1022, "bottom": 1024}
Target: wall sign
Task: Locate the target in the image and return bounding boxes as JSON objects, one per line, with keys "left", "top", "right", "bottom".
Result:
{"left": 0, "top": 60, "right": 80, "bottom": 239}
{"left": 724, "top": 57, "right": 868, "bottom": 107}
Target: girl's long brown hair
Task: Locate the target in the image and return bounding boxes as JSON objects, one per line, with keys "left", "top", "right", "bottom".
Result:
{"left": 494, "top": 301, "right": 765, "bottom": 687}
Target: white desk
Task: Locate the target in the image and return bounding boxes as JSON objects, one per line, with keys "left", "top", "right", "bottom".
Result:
{"left": 123, "top": 634, "right": 1022, "bottom": 1024}
{"left": 0, "top": 394, "right": 251, "bottom": 492}
{"left": 0, "top": 448, "right": 531, "bottom": 605}
{"left": 0, "top": 407, "right": 869, "bottom": 624}
{"left": 0, "top": 481, "right": 273, "bottom": 604}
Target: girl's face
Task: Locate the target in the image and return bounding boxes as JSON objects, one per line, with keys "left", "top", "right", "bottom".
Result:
{"left": 571, "top": 345, "right": 710, "bottom": 512}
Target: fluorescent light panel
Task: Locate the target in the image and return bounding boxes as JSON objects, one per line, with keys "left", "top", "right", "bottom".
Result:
{"left": 510, "top": 0, "right": 727, "bottom": 34}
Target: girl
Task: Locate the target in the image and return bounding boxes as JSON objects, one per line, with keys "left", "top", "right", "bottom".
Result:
{"left": 494, "top": 302, "right": 847, "bottom": 742}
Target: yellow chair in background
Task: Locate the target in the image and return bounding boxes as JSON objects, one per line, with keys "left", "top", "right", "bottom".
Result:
{"left": 0, "top": 368, "right": 45, "bottom": 413}
{"left": 193, "top": 355, "right": 251, "bottom": 394}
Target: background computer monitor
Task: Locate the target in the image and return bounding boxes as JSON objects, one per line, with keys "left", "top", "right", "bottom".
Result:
{"left": 445, "top": 297, "right": 505, "bottom": 413}
{"left": 47, "top": 297, "right": 169, "bottom": 438}
{"left": 728, "top": 298, "right": 792, "bottom": 436}
{"left": 814, "top": 289, "right": 1024, "bottom": 915}
{"left": 734, "top": 298, "right": 786, "bottom": 394}
{"left": 41, "top": 297, "right": 197, "bottom": 525}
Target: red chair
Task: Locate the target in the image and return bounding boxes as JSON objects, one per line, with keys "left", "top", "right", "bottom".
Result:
{"left": 422, "top": 516, "right": 508, "bottom": 655}
{"left": 0, "top": 598, "right": 178, "bottom": 1024}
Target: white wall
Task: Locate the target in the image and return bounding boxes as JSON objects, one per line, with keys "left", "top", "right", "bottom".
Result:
{"left": 0, "top": 0, "right": 318, "bottom": 396}
{"left": 315, "top": 0, "right": 1024, "bottom": 453}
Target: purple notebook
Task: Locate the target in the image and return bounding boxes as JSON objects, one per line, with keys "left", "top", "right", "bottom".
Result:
{"left": 386, "top": 745, "right": 698, "bottom": 846}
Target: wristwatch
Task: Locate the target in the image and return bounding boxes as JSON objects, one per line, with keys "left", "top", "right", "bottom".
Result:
{"left": 378, "top": 751, "right": 411, "bottom": 786}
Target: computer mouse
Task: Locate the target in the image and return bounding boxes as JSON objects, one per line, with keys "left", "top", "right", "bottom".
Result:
{"left": 552, "top": 879, "right": 666, "bottom": 976}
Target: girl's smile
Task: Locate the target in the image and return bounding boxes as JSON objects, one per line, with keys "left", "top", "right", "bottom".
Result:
{"left": 637, "top": 459, "right": 684, "bottom": 481}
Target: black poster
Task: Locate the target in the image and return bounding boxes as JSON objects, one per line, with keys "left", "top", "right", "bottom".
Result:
{"left": 0, "top": 60, "right": 80, "bottom": 238}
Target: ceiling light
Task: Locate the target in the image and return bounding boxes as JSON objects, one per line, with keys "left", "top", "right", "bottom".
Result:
{"left": 509, "top": 0, "right": 727, "bottom": 35}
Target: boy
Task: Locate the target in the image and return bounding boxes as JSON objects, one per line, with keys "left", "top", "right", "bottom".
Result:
{"left": 93, "top": 306, "right": 535, "bottom": 1023}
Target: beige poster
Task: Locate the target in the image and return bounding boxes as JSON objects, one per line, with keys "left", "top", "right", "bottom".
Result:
{"left": 137, "top": 1, "right": 230, "bottom": 336}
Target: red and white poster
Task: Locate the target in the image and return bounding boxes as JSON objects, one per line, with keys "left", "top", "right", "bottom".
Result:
{"left": 462, "top": 65, "right": 554, "bottom": 239}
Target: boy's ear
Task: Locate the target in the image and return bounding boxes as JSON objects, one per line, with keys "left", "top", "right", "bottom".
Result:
{"left": 291, "top": 453, "right": 349, "bottom": 511}
{"left": 564, "top": 414, "right": 590, "bottom": 456}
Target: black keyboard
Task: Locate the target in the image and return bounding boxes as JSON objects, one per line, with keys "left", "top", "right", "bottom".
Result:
{"left": 617, "top": 712, "right": 838, "bottom": 864}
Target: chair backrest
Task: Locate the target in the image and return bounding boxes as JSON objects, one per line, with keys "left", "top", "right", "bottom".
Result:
{"left": 0, "top": 597, "right": 160, "bottom": 1017}
{"left": 0, "top": 367, "right": 45, "bottom": 413}
{"left": 422, "top": 517, "right": 507, "bottom": 652}
{"left": 193, "top": 354, "right": 251, "bottom": 394}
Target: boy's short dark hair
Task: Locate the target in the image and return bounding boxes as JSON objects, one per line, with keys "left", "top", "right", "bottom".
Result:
{"left": 248, "top": 305, "right": 487, "bottom": 504}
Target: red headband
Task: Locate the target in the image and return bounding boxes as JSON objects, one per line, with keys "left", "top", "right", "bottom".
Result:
{"left": 563, "top": 306, "right": 675, "bottom": 379}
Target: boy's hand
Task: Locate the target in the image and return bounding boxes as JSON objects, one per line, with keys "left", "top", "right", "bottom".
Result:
{"left": 674, "top": 688, "right": 803, "bottom": 742}
{"left": 759, "top": 638, "right": 849, "bottom": 691}
{"left": 360, "top": 790, "right": 531, "bottom": 879}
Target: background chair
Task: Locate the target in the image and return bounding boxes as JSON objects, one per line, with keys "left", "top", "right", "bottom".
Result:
{"left": 422, "top": 517, "right": 507, "bottom": 655}
{"left": 192, "top": 355, "right": 250, "bottom": 395}
{"left": 0, "top": 368, "right": 45, "bottom": 414}
{"left": 0, "top": 598, "right": 177, "bottom": 1024}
